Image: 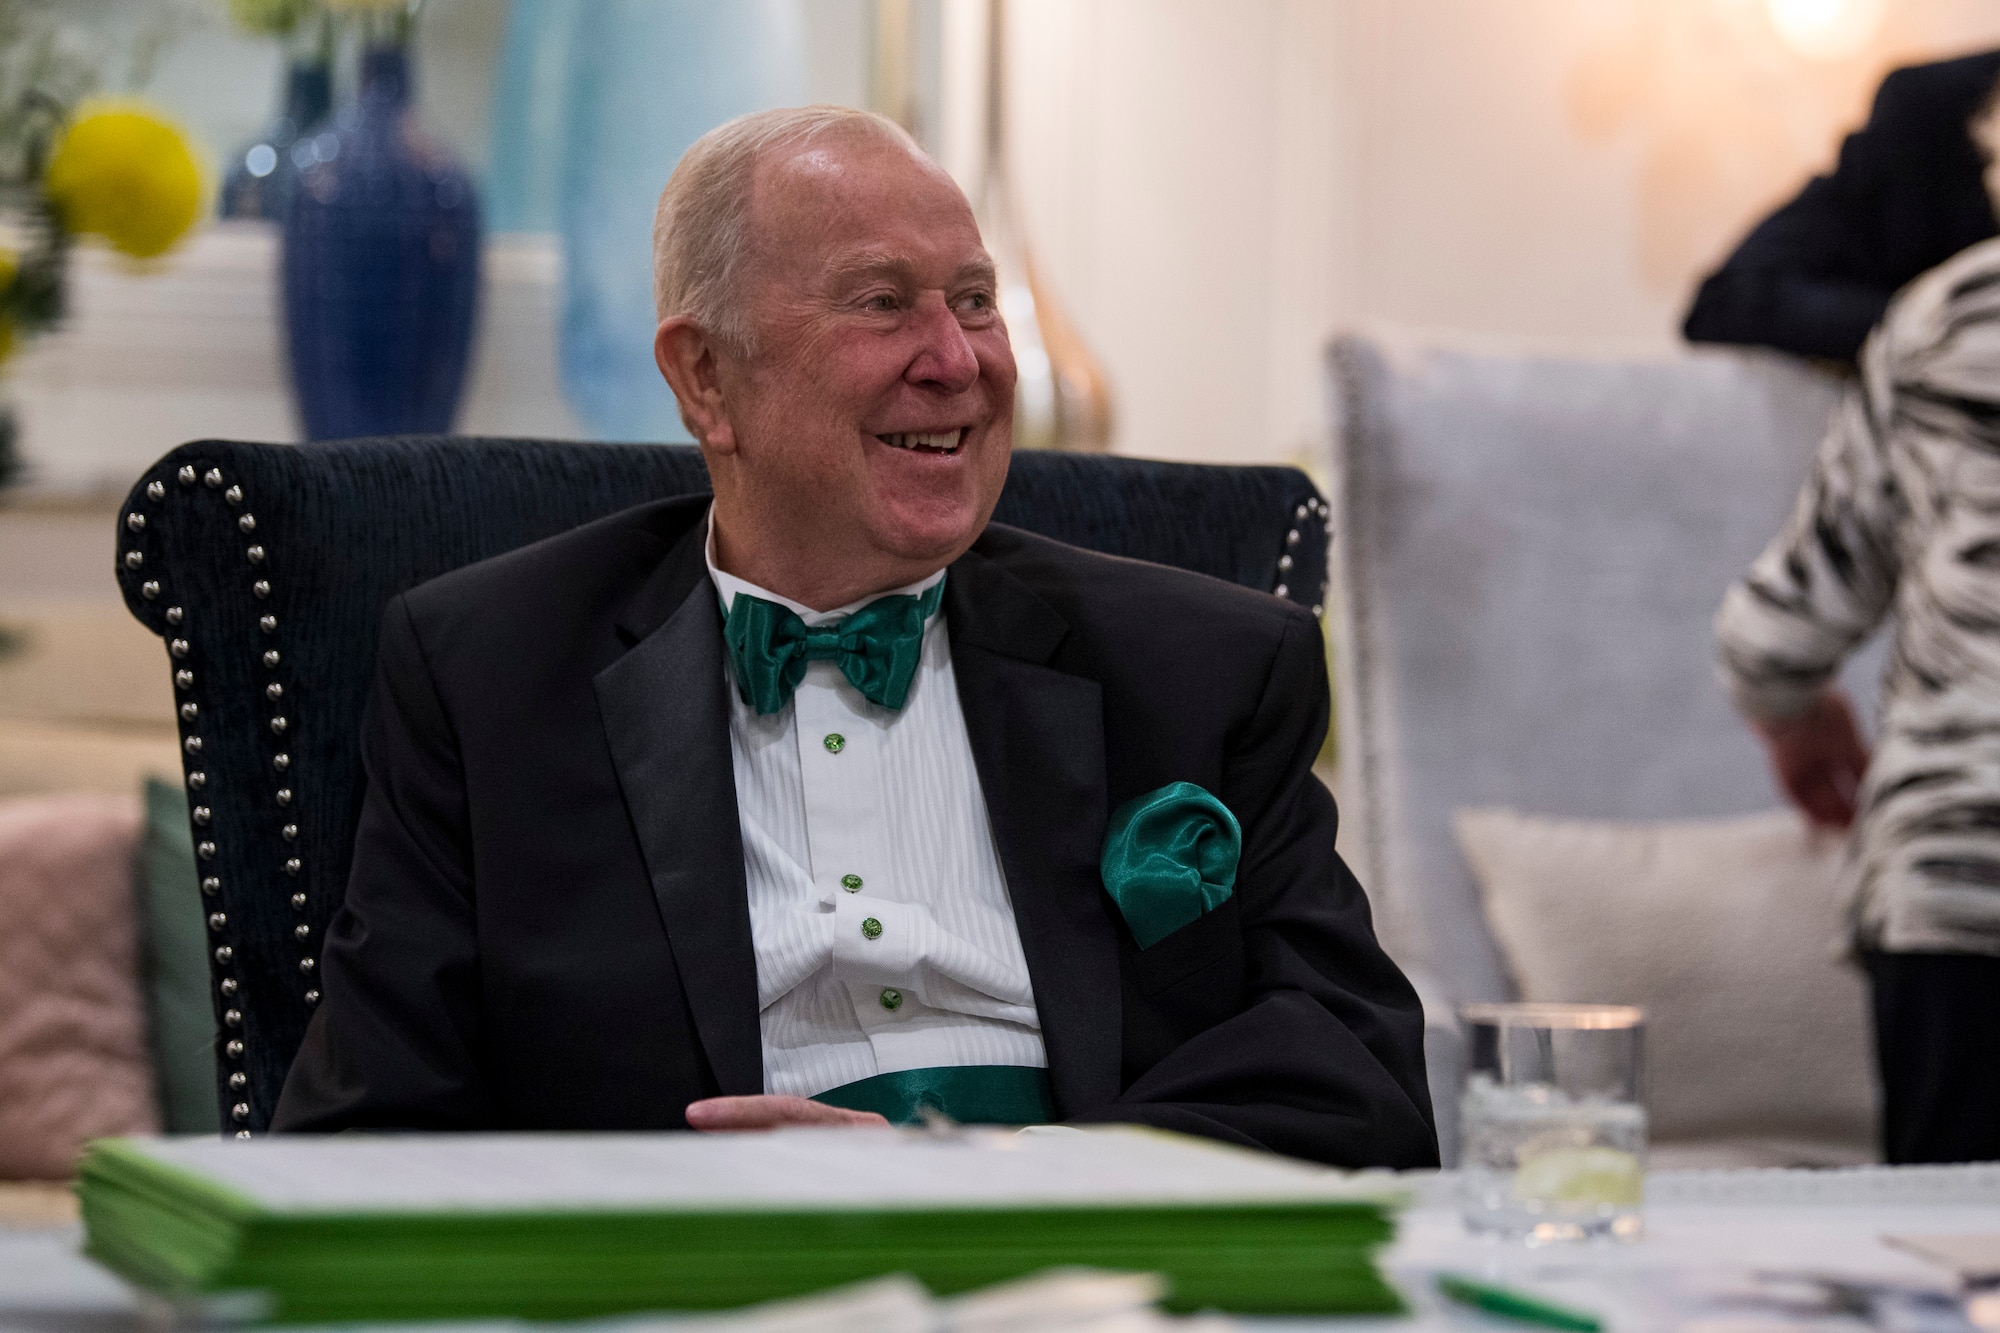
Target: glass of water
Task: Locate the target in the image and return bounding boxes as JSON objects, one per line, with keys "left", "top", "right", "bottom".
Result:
{"left": 1458, "top": 1002, "right": 1646, "bottom": 1243}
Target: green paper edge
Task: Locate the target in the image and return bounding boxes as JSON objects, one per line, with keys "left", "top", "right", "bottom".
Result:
{"left": 76, "top": 1134, "right": 1406, "bottom": 1322}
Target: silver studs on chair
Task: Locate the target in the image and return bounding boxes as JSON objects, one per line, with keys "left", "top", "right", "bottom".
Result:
{"left": 285, "top": 863, "right": 302, "bottom": 881}
{"left": 223, "top": 1008, "right": 242, "bottom": 1026}
{"left": 253, "top": 580, "right": 270, "bottom": 598}
{"left": 1275, "top": 584, "right": 1289, "bottom": 599}
{"left": 180, "top": 702, "right": 198, "bottom": 722}
{"left": 232, "top": 1102, "right": 249, "bottom": 1122}
{"left": 207, "top": 912, "right": 227, "bottom": 931}
{"left": 291, "top": 891, "right": 307, "bottom": 909}
{"left": 229, "top": 1072, "right": 247, "bottom": 1091}
{"left": 299, "top": 957, "right": 316, "bottom": 974}
{"left": 263, "top": 650, "right": 280, "bottom": 668}
{"left": 1286, "top": 529, "right": 1301, "bottom": 547}
{"left": 124, "top": 550, "right": 144, "bottom": 569}
{"left": 246, "top": 545, "right": 265, "bottom": 564}
{"left": 224, "top": 485, "right": 243, "bottom": 505}
{"left": 259, "top": 615, "right": 276, "bottom": 634}
{"left": 191, "top": 806, "right": 211, "bottom": 825}
{"left": 187, "top": 771, "right": 206, "bottom": 790}
{"left": 219, "top": 978, "right": 238, "bottom": 996}
{"left": 294, "top": 923, "right": 311, "bottom": 941}
{"left": 1278, "top": 554, "right": 1293, "bottom": 573}
{"left": 275, "top": 788, "right": 292, "bottom": 807}
{"left": 197, "top": 841, "right": 215, "bottom": 859}
{"left": 184, "top": 735, "right": 202, "bottom": 754}
{"left": 215, "top": 946, "right": 233, "bottom": 965}
{"left": 165, "top": 607, "right": 184, "bottom": 626}
{"left": 273, "top": 753, "right": 290, "bottom": 772}
{"left": 204, "top": 468, "right": 223, "bottom": 488}
{"left": 201, "top": 877, "right": 219, "bottom": 896}
{"left": 238, "top": 514, "right": 256, "bottom": 533}
{"left": 170, "top": 639, "right": 190, "bottom": 658}
{"left": 175, "top": 669, "right": 194, "bottom": 689}
{"left": 140, "top": 581, "right": 159, "bottom": 599}
{"left": 304, "top": 990, "right": 320, "bottom": 1006}
{"left": 281, "top": 824, "right": 298, "bottom": 841}
{"left": 266, "top": 682, "right": 283, "bottom": 701}
{"left": 126, "top": 513, "right": 145, "bottom": 532}
{"left": 147, "top": 480, "right": 166, "bottom": 501}
{"left": 178, "top": 465, "right": 197, "bottom": 486}
{"left": 225, "top": 1039, "right": 243, "bottom": 1058}
{"left": 270, "top": 716, "right": 288, "bottom": 735}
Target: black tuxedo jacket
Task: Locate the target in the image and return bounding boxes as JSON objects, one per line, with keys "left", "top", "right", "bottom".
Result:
{"left": 1684, "top": 49, "right": 2000, "bottom": 364}
{"left": 272, "top": 496, "right": 1438, "bottom": 1168}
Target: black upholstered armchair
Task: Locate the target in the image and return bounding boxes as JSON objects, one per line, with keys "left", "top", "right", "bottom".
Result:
{"left": 112, "top": 437, "right": 1332, "bottom": 1134}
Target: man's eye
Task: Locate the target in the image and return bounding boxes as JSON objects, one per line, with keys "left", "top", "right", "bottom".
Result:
{"left": 865, "top": 293, "right": 899, "bottom": 312}
{"left": 957, "top": 291, "right": 995, "bottom": 314}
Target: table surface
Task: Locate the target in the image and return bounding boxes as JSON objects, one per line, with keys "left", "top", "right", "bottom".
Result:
{"left": 4, "top": 1165, "right": 1997, "bottom": 1332}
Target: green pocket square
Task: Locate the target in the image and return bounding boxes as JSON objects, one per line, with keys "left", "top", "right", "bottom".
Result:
{"left": 1100, "top": 781, "right": 1242, "bottom": 948}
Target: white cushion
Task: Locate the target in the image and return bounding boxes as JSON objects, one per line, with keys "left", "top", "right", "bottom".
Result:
{"left": 1454, "top": 807, "right": 1877, "bottom": 1167}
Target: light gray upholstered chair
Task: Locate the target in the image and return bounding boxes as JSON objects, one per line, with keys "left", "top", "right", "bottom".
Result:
{"left": 1325, "top": 333, "right": 1882, "bottom": 1156}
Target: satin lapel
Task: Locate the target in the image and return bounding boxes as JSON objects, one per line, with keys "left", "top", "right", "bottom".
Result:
{"left": 593, "top": 528, "right": 762, "bottom": 1097}
{"left": 947, "top": 546, "right": 1121, "bottom": 1115}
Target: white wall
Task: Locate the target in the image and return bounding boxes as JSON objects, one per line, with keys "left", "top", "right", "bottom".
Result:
{"left": 993, "top": 0, "right": 1348, "bottom": 466}
{"left": 994, "top": 0, "right": 2000, "bottom": 467}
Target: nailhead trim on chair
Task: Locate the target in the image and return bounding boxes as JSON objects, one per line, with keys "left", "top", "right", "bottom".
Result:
{"left": 1274, "top": 496, "right": 1332, "bottom": 615}
{"left": 120, "top": 459, "right": 320, "bottom": 1138}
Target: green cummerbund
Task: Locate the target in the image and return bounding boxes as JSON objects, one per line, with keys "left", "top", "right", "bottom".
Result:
{"left": 813, "top": 1065, "right": 1054, "bottom": 1126}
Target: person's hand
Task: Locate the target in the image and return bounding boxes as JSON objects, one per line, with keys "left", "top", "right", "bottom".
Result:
{"left": 1750, "top": 689, "right": 1871, "bottom": 829}
{"left": 683, "top": 1095, "right": 889, "bottom": 1132}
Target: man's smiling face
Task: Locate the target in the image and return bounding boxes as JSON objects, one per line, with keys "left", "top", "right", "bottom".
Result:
{"left": 700, "top": 129, "right": 1016, "bottom": 603}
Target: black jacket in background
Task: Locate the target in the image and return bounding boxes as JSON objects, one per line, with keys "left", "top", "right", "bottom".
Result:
{"left": 272, "top": 496, "right": 1439, "bottom": 1169}
{"left": 1683, "top": 49, "right": 2000, "bottom": 364}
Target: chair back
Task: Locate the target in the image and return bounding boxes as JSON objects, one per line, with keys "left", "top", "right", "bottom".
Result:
{"left": 1327, "top": 335, "right": 1881, "bottom": 1004}
{"left": 114, "top": 437, "right": 1329, "bottom": 1132}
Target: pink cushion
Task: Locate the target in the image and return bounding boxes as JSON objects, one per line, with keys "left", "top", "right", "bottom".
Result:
{"left": 0, "top": 794, "right": 158, "bottom": 1180}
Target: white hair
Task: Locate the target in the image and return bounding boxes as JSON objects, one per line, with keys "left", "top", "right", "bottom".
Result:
{"left": 651, "top": 105, "right": 926, "bottom": 352}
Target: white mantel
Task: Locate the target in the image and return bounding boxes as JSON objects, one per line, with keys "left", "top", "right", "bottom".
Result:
{"left": 8, "top": 223, "right": 584, "bottom": 499}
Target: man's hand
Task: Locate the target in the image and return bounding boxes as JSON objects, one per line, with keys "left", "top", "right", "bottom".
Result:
{"left": 684, "top": 1095, "right": 889, "bottom": 1132}
{"left": 1751, "top": 689, "right": 1871, "bottom": 829}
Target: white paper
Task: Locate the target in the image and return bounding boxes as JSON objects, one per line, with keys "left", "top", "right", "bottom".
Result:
{"left": 123, "top": 1125, "right": 1399, "bottom": 1217}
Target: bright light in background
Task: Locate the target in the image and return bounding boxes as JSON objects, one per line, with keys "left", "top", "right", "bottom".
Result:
{"left": 1765, "top": 0, "right": 1884, "bottom": 59}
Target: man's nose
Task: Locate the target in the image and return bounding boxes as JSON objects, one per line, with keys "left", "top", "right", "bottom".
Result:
{"left": 905, "top": 295, "right": 981, "bottom": 393}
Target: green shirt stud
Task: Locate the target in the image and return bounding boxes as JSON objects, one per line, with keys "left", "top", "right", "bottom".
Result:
{"left": 841, "top": 873, "right": 863, "bottom": 892}
{"left": 860, "top": 917, "right": 883, "bottom": 940}
{"left": 879, "top": 987, "right": 903, "bottom": 1011}
{"left": 823, "top": 733, "right": 845, "bottom": 754}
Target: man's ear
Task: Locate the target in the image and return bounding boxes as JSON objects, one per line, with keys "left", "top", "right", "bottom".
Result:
{"left": 655, "top": 317, "right": 737, "bottom": 453}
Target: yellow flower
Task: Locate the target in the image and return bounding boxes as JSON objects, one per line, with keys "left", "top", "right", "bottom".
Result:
{"left": 0, "top": 249, "right": 17, "bottom": 366}
{"left": 45, "top": 102, "right": 204, "bottom": 260}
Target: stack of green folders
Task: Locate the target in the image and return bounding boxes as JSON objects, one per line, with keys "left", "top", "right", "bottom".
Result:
{"left": 78, "top": 1125, "right": 1402, "bottom": 1323}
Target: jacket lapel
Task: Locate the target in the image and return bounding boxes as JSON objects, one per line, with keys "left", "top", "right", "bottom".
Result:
{"left": 593, "top": 521, "right": 763, "bottom": 1097}
{"left": 947, "top": 543, "right": 1122, "bottom": 1115}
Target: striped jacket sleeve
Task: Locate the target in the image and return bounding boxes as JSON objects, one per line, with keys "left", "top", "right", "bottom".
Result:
{"left": 1715, "top": 365, "right": 1903, "bottom": 720}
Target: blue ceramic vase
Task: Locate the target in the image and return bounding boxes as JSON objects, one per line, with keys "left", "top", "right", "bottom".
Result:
{"left": 282, "top": 45, "right": 481, "bottom": 440}
{"left": 219, "top": 59, "right": 332, "bottom": 222}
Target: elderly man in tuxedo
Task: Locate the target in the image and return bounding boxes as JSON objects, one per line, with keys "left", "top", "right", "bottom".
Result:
{"left": 273, "top": 106, "right": 1436, "bottom": 1168}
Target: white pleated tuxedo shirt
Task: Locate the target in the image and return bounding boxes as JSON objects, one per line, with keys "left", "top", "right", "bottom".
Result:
{"left": 703, "top": 513, "right": 1047, "bottom": 1098}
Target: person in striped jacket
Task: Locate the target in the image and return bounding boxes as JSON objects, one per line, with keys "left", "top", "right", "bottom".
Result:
{"left": 1717, "top": 132, "right": 2000, "bottom": 1161}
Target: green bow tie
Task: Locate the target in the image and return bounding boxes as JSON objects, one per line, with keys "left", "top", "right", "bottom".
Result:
{"left": 722, "top": 577, "right": 946, "bottom": 715}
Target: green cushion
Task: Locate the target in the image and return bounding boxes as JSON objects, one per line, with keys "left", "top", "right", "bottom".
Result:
{"left": 138, "top": 778, "right": 218, "bottom": 1134}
